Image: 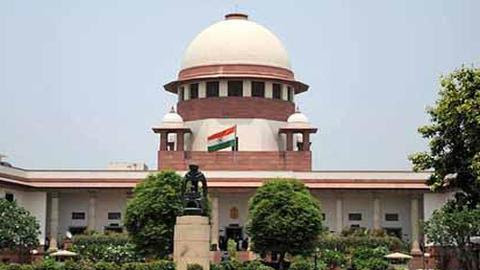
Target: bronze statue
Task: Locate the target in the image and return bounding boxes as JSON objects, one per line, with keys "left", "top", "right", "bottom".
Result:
{"left": 182, "top": 164, "right": 208, "bottom": 216}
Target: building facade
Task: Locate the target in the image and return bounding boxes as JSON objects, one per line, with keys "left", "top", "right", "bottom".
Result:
{"left": 0, "top": 13, "right": 449, "bottom": 256}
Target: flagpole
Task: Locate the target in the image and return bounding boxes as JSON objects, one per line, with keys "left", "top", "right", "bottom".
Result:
{"left": 233, "top": 124, "right": 237, "bottom": 163}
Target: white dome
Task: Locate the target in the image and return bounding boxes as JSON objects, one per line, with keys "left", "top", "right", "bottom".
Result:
{"left": 181, "top": 14, "right": 291, "bottom": 70}
{"left": 287, "top": 111, "right": 309, "bottom": 124}
{"left": 162, "top": 110, "right": 183, "bottom": 123}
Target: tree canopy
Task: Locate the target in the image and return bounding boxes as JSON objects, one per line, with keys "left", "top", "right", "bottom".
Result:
{"left": 246, "top": 179, "right": 324, "bottom": 269}
{"left": 424, "top": 201, "right": 480, "bottom": 270}
{"left": 0, "top": 198, "right": 40, "bottom": 251}
{"left": 124, "top": 171, "right": 184, "bottom": 259}
{"left": 410, "top": 66, "right": 480, "bottom": 206}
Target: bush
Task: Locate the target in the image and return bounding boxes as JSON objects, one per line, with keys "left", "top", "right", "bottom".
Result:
{"left": 72, "top": 233, "right": 142, "bottom": 263}
{"left": 289, "top": 257, "right": 316, "bottom": 270}
{"left": 319, "top": 249, "right": 346, "bottom": 269}
{"left": 351, "top": 247, "right": 389, "bottom": 270}
{"left": 64, "top": 260, "right": 93, "bottom": 270}
{"left": 242, "top": 260, "right": 274, "bottom": 270}
{"left": 121, "top": 261, "right": 175, "bottom": 270}
{"left": 317, "top": 233, "right": 404, "bottom": 253}
{"left": 187, "top": 264, "right": 203, "bottom": 270}
{"left": 94, "top": 262, "right": 120, "bottom": 270}
{"left": 32, "top": 258, "right": 62, "bottom": 270}
{"left": 0, "top": 264, "right": 34, "bottom": 270}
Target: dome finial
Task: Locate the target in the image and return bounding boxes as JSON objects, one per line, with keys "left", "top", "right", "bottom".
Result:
{"left": 170, "top": 106, "right": 176, "bottom": 113}
{"left": 296, "top": 105, "right": 300, "bottom": 113}
{"left": 225, "top": 13, "right": 248, "bottom": 20}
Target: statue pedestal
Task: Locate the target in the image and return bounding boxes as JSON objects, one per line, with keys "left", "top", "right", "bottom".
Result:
{"left": 174, "top": 216, "right": 211, "bottom": 270}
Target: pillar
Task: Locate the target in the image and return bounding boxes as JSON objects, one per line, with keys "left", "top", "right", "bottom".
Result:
{"left": 336, "top": 196, "right": 343, "bottom": 233}
{"left": 210, "top": 196, "right": 219, "bottom": 250}
{"left": 48, "top": 192, "right": 59, "bottom": 252}
{"left": 160, "top": 131, "right": 168, "bottom": 151}
{"left": 285, "top": 131, "right": 293, "bottom": 151}
{"left": 373, "top": 197, "right": 381, "bottom": 230}
{"left": 177, "top": 131, "right": 185, "bottom": 151}
{"left": 410, "top": 196, "right": 422, "bottom": 255}
{"left": 302, "top": 132, "right": 310, "bottom": 151}
{"left": 88, "top": 191, "right": 97, "bottom": 231}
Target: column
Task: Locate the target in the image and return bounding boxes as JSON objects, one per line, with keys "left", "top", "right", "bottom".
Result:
{"left": 335, "top": 196, "right": 343, "bottom": 233}
{"left": 243, "top": 80, "right": 252, "bottom": 97}
{"left": 88, "top": 191, "right": 97, "bottom": 232}
{"left": 219, "top": 80, "right": 228, "bottom": 97}
{"left": 210, "top": 195, "right": 219, "bottom": 250}
{"left": 373, "top": 196, "right": 381, "bottom": 230}
{"left": 410, "top": 196, "right": 422, "bottom": 254}
{"left": 177, "top": 131, "right": 184, "bottom": 151}
{"left": 160, "top": 131, "right": 168, "bottom": 151}
{"left": 48, "top": 192, "right": 59, "bottom": 251}
{"left": 302, "top": 132, "right": 310, "bottom": 151}
{"left": 285, "top": 131, "right": 293, "bottom": 151}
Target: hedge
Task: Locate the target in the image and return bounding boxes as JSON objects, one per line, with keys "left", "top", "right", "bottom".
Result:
{"left": 71, "top": 233, "right": 142, "bottom": 263}
{"left": 0, "top": 260, "right": 175, "bottom": 270}
{"left": 317, "top": 234, "right": 405, "bottom": 253}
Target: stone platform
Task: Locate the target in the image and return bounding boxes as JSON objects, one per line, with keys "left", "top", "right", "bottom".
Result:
{"left": 174, "top": 216, "right": 210, "bottom": 270}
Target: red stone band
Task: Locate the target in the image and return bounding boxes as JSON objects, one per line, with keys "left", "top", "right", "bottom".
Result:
{"left": 178, "top": 64, "right": 295, "bottom": 81}
{"left": 177, "top": 96, "right": 295, "bottom": 122}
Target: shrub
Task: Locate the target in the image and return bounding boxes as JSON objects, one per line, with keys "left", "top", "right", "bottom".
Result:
{"left": 187, "top": 264, "right": 203, "bottom": 270}
{"left": 121, "top": 261, "right": 175, "bottom": 270}
{"left": 319, "top": 249, "right": 346, "bottom": 269}
{"left": 242, "top": 260, "right": 274, "bottom": 270}
{"left": 351, "top": 247, "right": 389, "bottom": 270}
{"left": 64, "top": 260, "right": 93, "bottom": 270}
{"left": 317, "top": 233, "right": 404, "bottom": 253}
{"left": 289, "top": 257, "right": 316, "bottom": 270}
{"left": 32, "top": 258, "right": 62, "bottom": 270}
{"left": 72, "top": 233, "right": 142, "bottom": 263}
{"left": 0, "top": 264, "right": 34, "bottom": 270}
{"left": 94, "top": 262, "right": 120, "bottom": 270}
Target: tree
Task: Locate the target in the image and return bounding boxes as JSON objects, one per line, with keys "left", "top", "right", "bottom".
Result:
{"left": 0, "top": 198, "right": 40, "bottom": 260}
{"left": 124, "top": 171, "right": 184, "bottom": 259}
{"left": 409, "top": 66, "right": 480, "bottom": 207}
{"left": 424, "top": 201, "right": 480, "bottom": 270}
{"left": 246, "top": 179, "right": 324, "bottom": 270}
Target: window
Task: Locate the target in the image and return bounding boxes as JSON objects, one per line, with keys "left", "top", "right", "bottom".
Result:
{"left": 321, "top": 213, "right": 326, "bottom": 220}
{"left": 350, "top": 224, "right": 360, "bottom": 228}
{"left": 72, "top": 212, "right": 86, "bottom": 220}
{"left": 206, "top": 81, "right": 219, "bottom": 97}
{"left": 384, "top": 228, "right": 402, "bottom": 239}
{"left": 272, "top": 83, "right": 282, "bottom": 99}
{"left": 108, "top": 212, "right": 121, "bottom": 220}
{"left": 348, "top": 213, "right": 362, "bottom": 221}
{"left": 228, "top": 81, "right": 243, "bottom": 97}
{"left": 385, "top": 213, "right": 399, "bottom": 221}
{"left": 287, "top": 86, "right": 293, "bottom": 102}
{"left": 5, "top": 193, "right": 14, "bottom": 202}
{"left": 178, "top": 87, "right": 184, "bottom": 101}
{"left": 251, "top": 81, "right": 265, "bottom": 97}
{"left": 189, "top": 83, "right": 199, "bottom": 99}
{"left": 68, "top": 226, "right": 87, "bottom": 235}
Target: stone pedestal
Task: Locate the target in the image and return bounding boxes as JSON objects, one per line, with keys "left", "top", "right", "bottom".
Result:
{"left": 174, "top": 216, "right": 211, "bottom": 270}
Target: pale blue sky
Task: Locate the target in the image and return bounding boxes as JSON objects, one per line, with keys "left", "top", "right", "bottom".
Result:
{"left": 0, "top": 0, "right": 479, "bottom": 170}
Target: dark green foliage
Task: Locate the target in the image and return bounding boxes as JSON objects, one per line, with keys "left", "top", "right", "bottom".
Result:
{"left": 424, "top": 201, "right": 480, "bottom": 270}
{"left": 410, "top": 67, "right": 480, "bottom": 207}
{"left": 246, "top": 179, "right": 324, "bottom": 269}
{"left": 351, "top": 247, "right": 389, "bottom": 270}
{"left": 317, "top": 232, "right": 405, "bottom": 253}
{"left": 289, "top": 257, "right": 323, "bottom": 270}
{"left": 124, "top": 171, "right": 184, "bottom": 259}
{"left": 0, "top": 260, "right": 174, "bottom": 270}
{"left": 210, "top": 260, "right": 274, "bottom": 270}
{"left": 186, "top": 264, "right": 202, "bottom": 270}
{"left": 0, "top": 199, "right": 40, "bottom": 251}
{"left": 71, "top": 233, "right": 141, "bottom": 263}
{"left": 94, "top": 262, "right": 118, "bottom": 270}
{"left": 318, "top": 249, "right": 346, "bottom": 269}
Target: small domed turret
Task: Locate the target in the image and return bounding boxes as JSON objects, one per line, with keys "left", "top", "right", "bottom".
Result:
{"left": 286, "top": 109, "right": 312, "bottom": 129}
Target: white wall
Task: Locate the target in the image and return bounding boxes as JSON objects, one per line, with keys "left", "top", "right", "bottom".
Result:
{"left": 423, "top": 192, "right": 454, "bottom": 221}
{"left": 58, "top": 190, "right": 128, "bottom": 235}
{"left": 186, "top": 118, "right": 286, "bottom": 151}
{"left": 218, "top": 192, "right": 252, "bottom": 238}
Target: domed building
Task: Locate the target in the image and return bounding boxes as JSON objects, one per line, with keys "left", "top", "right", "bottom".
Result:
{"left": 0, "top": 13, "right": 449, "bottom": 266}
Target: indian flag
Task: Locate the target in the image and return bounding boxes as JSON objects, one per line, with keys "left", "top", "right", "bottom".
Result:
{"left": 207, "top": 126, "right": 237, "bottom": 152}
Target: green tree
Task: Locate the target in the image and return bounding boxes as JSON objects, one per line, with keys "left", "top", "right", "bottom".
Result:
{"left": 409, "top": 67, "right": 480, "bottom": 207}
{"left": 0, "top": 198, "right": 40, "bottom": 261}
{"left": 424, "top": 201, "right": 480, "bottom": 270}
{"left": 124, "top": 171, "right": 184, "bottom": 259}
{"left": 246, "top": 179, "right": 324, "bottom": 270}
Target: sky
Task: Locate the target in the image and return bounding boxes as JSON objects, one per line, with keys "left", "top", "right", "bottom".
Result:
{"left": 0, "top": 0, "right": 479, "bottom": 170}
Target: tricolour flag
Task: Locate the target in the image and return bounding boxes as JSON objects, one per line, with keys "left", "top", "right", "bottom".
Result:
{"left": 207, "top": 126, "right": 236, "bottom": 152}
